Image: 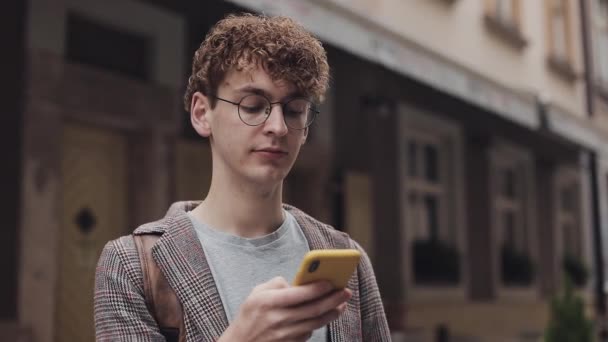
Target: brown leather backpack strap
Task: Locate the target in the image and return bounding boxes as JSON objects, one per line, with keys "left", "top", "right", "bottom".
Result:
{"left": 134, "top": 234, "right": 186, "bottom": 342}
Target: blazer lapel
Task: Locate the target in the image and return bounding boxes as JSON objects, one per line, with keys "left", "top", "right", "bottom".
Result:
{"left": 287, "top": 205, "right": 355, "bottom": 342}
{"left": 151, "top": 203, "right": 229, "bottom": 341}
{"left": 146, "top": 203, "right": 355, "bottom": 342}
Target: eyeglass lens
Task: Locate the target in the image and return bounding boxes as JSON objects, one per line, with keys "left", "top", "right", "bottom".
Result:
{"left": 238, "top": 94, "right": 316, "bottom": 129}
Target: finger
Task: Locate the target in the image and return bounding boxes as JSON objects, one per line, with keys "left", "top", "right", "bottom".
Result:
{"left": 268, "top": 329, "right": 313, "bottom": 342}
{"left": 284, "top": 289, "right": 351, "bottom": 322}
{"left": 254, "top": 276, "right": 289, "bottom": 292}
{"left": 279, "top": 306, "right": 344, "bottom": 338}
{"left": 270, "top": 281, "right": 334, "bottom": 307}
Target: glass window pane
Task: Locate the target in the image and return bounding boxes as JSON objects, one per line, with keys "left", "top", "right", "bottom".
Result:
{"left": 561, "top": 187, "right": 573, "bottom": 212}
{"left": 593, "top": 0, "right": 607, "bottom": 27}
{"left": 408, "top": 141, "right": 417, "bottom": 177}
{"left": 503, "top": 168, "right": 516, "bottom": 199}
{"left": 551, "top": 4, "right": 567, "bottom": 60}
{"left": 424, "top": 144, "right": 439, "bottom": 182}
{"left": 563, "top": 223, "right": 574, "bottom": 256}
{"left": 424, "top": 195, "right": 439, "bottom": 240}
{"left": 408, "top": 192, "right": 426, "bottom": 240}
{"left": 66, "top": 14, "right": 151, "bottom": 81}
{"left": 598, "top": 30, "right": 608, "bottom": 84}
{"left": 496, "top": 0, "right": 514, "bottom": 23}
{"left": 503, "top": 210, "right": 516, "bottom": 248}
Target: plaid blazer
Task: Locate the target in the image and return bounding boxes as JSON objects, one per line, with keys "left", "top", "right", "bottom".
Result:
{"left": 94, "top": 201, "right": 391, "bottom": 341}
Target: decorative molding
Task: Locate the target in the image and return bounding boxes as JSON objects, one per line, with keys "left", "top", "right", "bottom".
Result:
{"left": 26, "top": 0, "right": 184, "bottom": 87}
{"left": 483, "top": 14, "right": 528, "bottom": 50}
{"left": 547, "top": 55, "right": 578, "bottom": 83}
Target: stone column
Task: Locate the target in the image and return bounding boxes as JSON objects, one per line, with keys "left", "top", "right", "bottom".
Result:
{"left": 367, "top": 100, "right": 404, "bottom": 329}
{"left": 465, "top": 134, "right": 494, "bottom": 300}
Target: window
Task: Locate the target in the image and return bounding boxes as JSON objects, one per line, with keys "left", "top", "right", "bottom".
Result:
{"left": 496, "top": 167, "right": 525, "bottom": 252}
{"left": 484, "top": 0, "right": 522, "bottom": 28}
{"left": 545, "top": 0, "right": 577, "bottom": 81}
{"left": 66, "top": 13, "right": 151, "bottom": 81}
{"left": 406, "top": 133, "right": 461, "bottom": 287}
{"left": 558, "top": 184, "right": 580, "bottom": 257}
{"left": 406, "top": 136, "right": 445, "bottom": 243}
{"left": 555, "top": 168, "right": 587, "bottom": 287}
{"left": 595, "top": 0, "right": 608, "bottom": 87}
{"left": 547, "top": 0, "right": 571, "bottom": 62}
{"left": 399, "top": 106, "right": 466, "bottom": 293}
{"left": 495, "top": 0, "right": 517, "bottom": 25}
{"left": 484, "top": 0, "right": 527, "bottom": 48}
{"left": 490, "top": 144, "right": 536, "bottom": 288}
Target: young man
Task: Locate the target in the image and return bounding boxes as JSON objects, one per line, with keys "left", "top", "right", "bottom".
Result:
{"left": 95, "top": 13, "right": 390, "bottom": 341}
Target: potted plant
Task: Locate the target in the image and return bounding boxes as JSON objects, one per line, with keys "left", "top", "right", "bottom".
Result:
{"left": 501, "top": 243, "right": 534, "bottom": 286}
{"left": 413, "top": 237, "right": 460, "bottom": 285}
{"left": 562, "top": 254, "right": 589, "bottom": 288}
{"left": 544, "top": 276, "right": 593, "bottom": 342}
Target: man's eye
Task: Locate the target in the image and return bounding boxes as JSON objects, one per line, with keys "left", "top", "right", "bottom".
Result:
{"left": 285, "top": 109, "right": 304, "bottom": 116}
{"left": 241, "top": 104, "right": 266, "bottom": 114}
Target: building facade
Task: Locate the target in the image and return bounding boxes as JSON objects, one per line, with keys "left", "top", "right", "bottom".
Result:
{"left": 3, "top": 0, "right": 608, "bottom": 341}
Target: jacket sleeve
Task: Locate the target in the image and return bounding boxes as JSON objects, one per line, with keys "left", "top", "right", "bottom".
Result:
{"left": 94, "top": 237, "right": 165, "bottom": 341}
{"left": 351, "top": 240, "right": 392, "bottom": 341}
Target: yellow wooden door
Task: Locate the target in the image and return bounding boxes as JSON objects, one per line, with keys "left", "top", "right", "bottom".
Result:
{"left": 56, "top": 123, "right": 128, "bottom": 342}
{"left": 344, "top": 171, "right": 374, "bottom": 262}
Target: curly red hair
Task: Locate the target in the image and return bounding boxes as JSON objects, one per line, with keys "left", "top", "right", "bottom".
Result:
{"left": 184, "top": 13, "right": 330, "bottom": 111}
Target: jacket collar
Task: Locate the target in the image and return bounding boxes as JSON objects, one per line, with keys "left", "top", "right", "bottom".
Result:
{"left": 147, "top": 201, "right": 228, "bottom": 341}
{"left": 138, "top": 201, "right": 347, "bottom": 342}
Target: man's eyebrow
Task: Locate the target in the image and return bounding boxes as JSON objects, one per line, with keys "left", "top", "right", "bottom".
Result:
{"left": 234, "top": 86, "right": 271, "bottom": 98}
{"left": 234, "top": 85, "right": 305, "bottom": 101}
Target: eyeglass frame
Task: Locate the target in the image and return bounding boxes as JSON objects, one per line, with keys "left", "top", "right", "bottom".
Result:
{"left": 210, "top": 94, "right": 320, "bottom": 130}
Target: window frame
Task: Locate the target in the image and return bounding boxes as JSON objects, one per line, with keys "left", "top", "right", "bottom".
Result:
{"left": 398, "top": 103, "right": 468, "bottom": 301}
{"left": 404, "top": 132, "right": 448, "bottom": 242}
{"left": 545, "top": 0, "right": 578, "bottom": 82}
{"left": 494, "top": 0, "right": 520, "bottom": 27}
{"left": 553, "top": 164, "right": 593, "bottom": 293}
{"left": 483, "top": 0, "right": 528, "bottom": 49}
{"left": 494, "top": 164, "right": 527, "bottom": 254}
{"left": 489, "top": 141, "right": 539, "bottom": 299}
{"left": 546, "top": 0, "right": 573, "bottom": 63}
{"left": 554, "top": 167, "right": 582, "bottom": 259}
{"left": 593, "top": 0, "right": 608, "bottom": 89}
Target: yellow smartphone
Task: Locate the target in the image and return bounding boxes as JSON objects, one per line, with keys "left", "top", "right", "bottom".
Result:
{"left": 292, "top": 249, "right": 361, "bottom": 289}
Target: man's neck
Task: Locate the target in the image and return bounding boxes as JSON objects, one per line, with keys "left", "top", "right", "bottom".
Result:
{"left": 191, "top": 174, "right": 285, "bottom": 238}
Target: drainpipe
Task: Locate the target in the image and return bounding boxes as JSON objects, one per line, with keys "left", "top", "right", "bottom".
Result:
{"left": 580, "top": 0, "right": 595, "bottom": 117}
{"left": 580, "top": 0, "right": 607, "bottom": 337}
{"left": 590, "top": 153, "right": 607, "bottom": 319}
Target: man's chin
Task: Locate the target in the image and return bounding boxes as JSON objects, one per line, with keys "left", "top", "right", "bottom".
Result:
{"left": 247, "top": 167, "right": 290, "bottom": 186}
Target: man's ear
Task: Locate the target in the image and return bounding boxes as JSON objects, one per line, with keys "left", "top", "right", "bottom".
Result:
{"left": 191, "top": 92, "right": 212, "bottom": 138}
{"left": 301, "top": 127, "right": 308, "bottom": 145}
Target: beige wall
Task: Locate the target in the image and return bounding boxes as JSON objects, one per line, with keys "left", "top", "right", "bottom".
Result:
{"left": 325, "top": 0, "right": 586, "bottom": 118}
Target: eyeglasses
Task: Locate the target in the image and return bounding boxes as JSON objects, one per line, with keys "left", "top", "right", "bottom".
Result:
{"left": 212, "top": 94, "right": 319, "bottom": 130}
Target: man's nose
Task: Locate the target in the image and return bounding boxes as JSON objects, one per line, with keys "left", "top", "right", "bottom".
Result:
{"left": 263, "top": 104, "right": 289, "bottom": 136}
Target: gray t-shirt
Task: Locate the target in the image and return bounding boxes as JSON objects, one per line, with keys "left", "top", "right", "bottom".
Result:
{"left": 188, "top": 211, "right": 327, "bottom": 341}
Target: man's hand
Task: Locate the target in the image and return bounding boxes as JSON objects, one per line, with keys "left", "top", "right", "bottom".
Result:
{"left": 219, "top": 276, "right": 352, "bottom": 342}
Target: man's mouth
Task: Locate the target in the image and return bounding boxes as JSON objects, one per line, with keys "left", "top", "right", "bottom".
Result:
{"left": 255, "top": 147, "right": 287, "bottom": 154}
{"left": 253, "top": 147, "right": 288, "bottom": 158}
